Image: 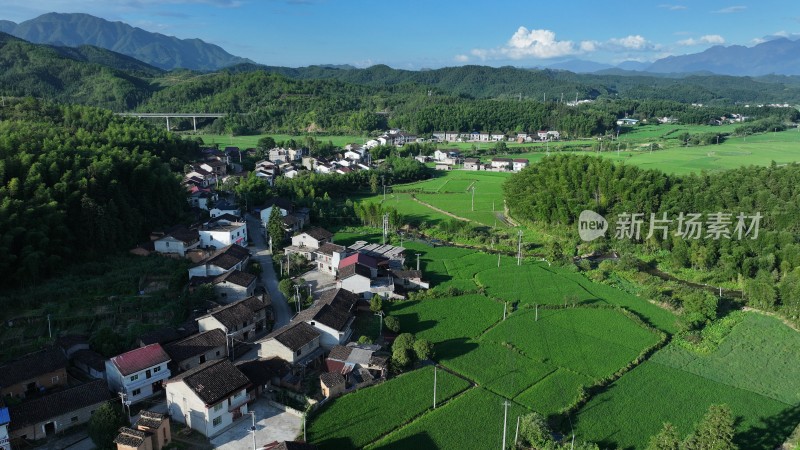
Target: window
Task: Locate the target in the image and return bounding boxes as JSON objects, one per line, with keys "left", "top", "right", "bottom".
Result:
{"left": 71, "top": 416, "right": 78, "bottom": 423}
{"left": 213, "top": 403, "right": 223, "bottom": 412}
{"left": 212, "top": 416, "right": 222, "bottom": 427}
{"left": 233, "top": 391, "right": 243, "bottom": 399}
{"left": 51, "top": 375, "right": 59, "bottom": 384}
{"left": 132, "top": 388, "right": 141, "bottom": 396}
{"left": 165, "top": 241, "right": 170, "bottom": 247}
{"left": 130, "top": 374, "right": 139, "bottom": 382}
{"left": 153, "top": 366, "right": 161, "bottom": 373}
{"left": 295, "top": 349, "right": 301, "bottom": 356}
{"left": 216, "top": 350, "right": 221, "bottom": 357}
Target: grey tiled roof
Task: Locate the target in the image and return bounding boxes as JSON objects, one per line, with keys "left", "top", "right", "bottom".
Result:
{"left": 164, "top": 329, "right": 226, "bottom": 363}
{"left": 0, "top": 347, "right": 67, "bottom": 387}
{"left": 167, "top": 359, "right": 249, "bottom": 405}
{"left": 262, "top": 322, "right": 320, "bottom": 351}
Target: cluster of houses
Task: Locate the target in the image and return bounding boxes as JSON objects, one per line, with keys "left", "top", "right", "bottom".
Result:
{"left": 430, "top": 130, "right": 561, "bottom": 143}
{"left": 429, "top": 149, "right": 529, "bottom": 172}
{"left": 253, "top": 145, "right": 374, "bottom": 185}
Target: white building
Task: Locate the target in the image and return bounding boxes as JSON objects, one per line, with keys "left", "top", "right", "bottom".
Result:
{"left": 154, "top": 228, "right": 200, "bottom": 257}
{"left": 209, "top": 270, "right": 258, "bottom": 303}
{"left": 512, "top": 158, "right": 530, "bottom": 172}
{"left": 0, "top": 406, "right": 9, "bottom": 450}
{"left": 314, "top": 243, "right": 347, "bottom": 275}
{"left": 209, "top": 200, "right": 240, "bottom": 219}
{"left": 105, "top": 344, "right": 171, "bottom": 404}
{"left": 189, "top": 245, "right": 250, "bottom": 279}
{"left": 199, "top": 219, "right": 247, "bottom": 249}
{"left": 291, "top": 227, "right": 334, "bottom": 250}
{"left": 490, "top": 158, "right": 512, "bottom": 171}
{"left": 165, "top": 359, "right": 250, "bottom": 438}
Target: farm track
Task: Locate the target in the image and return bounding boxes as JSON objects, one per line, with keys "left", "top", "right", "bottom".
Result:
{"left": 410, "top": 194, "right": 472, "bottom": 222}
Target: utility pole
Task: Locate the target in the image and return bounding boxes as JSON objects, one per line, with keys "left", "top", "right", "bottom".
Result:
{"left": 303, "top": 412, "right": 307, "bottom": 442}
{"left": 471, "top": 186, "right": 475, "bottom": 211}
{"left": 502, "top": 400, "right": 510, "bottom": 450}
{"left": 375, "top": 311, "right": 383, "bottom": 340}
{"left": 497, "top": 253, "right": 501, "bottom": 268}
{"left": 294, "top": 285, "right": 301, "bottom": 314}
{"left": 119, "top": 392, "right": 131, "bottom": 425}
{"left": 535, "top": 303, "right": 539, "bottom": 321}
{"left": 517, "top": 230, "right": 523, "bottom": 266}
{"left": 433, "top": 366, "right": 438, "bottom": 409}
{"left": 249, "top": 411, "right": 257, "bottom": 450}
{"left": 382, "top": 213, "right": 389, "bottom": 245}
{"left": 514, "top": 416, "right": 521, "bottom": 448}
{"left": 47, "top": 314, "right": 52, "bottom": 338}
{"left": 503, "top": 302, "right": 507, "bottom": 320}
{"left": 416, "top": 253, "right": 421, "bottom": 271}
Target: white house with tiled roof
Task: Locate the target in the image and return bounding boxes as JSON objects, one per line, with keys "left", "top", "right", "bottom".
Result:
{"left": 165, "top": 359, "right": 250, "bottom": 437}
{"left": 105, "top": 344, "right": 171, "bottom": 404}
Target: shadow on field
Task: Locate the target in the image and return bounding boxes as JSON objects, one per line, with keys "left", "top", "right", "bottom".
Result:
{"left": 434, "top": 338, "right": 479, "bottom": 362}
{"left": 368, "top": 431, "right": 438, "bottom": 449}
{"left": 736, "top": 403, "right": 800, "bottom": 450}
{"left": 391, "top": 311, "right": 437, "bottom": 336}
{"left": 316, "top": 437, "right": 357, "bottom": 450}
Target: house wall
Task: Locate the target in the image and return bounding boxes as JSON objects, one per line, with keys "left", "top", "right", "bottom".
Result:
{"left": 213, "top": 281, "right": 254, "bottom": 303}
{"left": 10, "top": 400, "right": 109, "bottom": 441}
{"left": 321, "top": 381, "right": 345, "bottom": 399}
{"left": 137, "top": 420, "right": 171, "bottom": 450}
{"left": 291, "top": 234, "right": 323, "bottom": 250}
{"left": 0, "top": 368, "right": 68, "bottom": 399}
{"left": 116, "top": 439, "right": 150, "bottom": 450}
{"left": 154, "top": 237, "right": 195, "bottom": 257}
{"left": 258, "top": 335, "right": 319, "bottom": 363}
{"left": 105, "top": 362, "right": 170, "bottom": 404}
{"left": 176, "top": 346, "right": 227, "bottom": 372}
{"left": 307, "top": 321, "right": 351, "bottom": 350}
{"left": 0, "top": 423, "right": 9, "bottom": 450}
{"left": 167, "top": 383, "right": 248, "bottom": 438}
{"left": 199, "top": 226, "right": 246, "bottom": 249}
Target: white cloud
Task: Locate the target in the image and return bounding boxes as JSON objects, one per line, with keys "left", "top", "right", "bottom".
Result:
{"left": 714, "top": 6, "right": 746, "bottom": 13}
{"left": 607, "top": 35, "right": 650, "bottom": 50}
{"left": 677, "top": 34, "right": 725, "bottom": 46}
{"left": 454, "top": 54, "right": 469, "bottom": 62}
{"left": 658, "top": 4, "right": 687, "bottom": 10}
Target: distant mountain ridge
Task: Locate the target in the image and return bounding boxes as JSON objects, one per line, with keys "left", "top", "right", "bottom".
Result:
{"left": 646, "top": 38, "right": 800, "bottom": 76}
{"left": 1, "top": 12, "right": 252, "bottom": 71}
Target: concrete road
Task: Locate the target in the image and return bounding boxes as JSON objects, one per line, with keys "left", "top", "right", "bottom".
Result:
{"left": 210, "top": 400, "right": 302, "bottom": 450}
{"left": 246, "top": 214, "right": 292, "bottom": 329}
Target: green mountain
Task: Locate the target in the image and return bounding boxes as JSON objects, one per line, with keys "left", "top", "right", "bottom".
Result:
{"left": 3, "top": 12, "right": 252, "bottom": 71}
{"left": 0, "top": 32, "right": 157, "bottom": 111}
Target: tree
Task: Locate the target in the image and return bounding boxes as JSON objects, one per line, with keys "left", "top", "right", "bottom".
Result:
{"left": 546, "top": 241, "right": 564, "bottom": 264}
{"left": 370, "top": 173, "right": 379, "bottom": 194}
{"left": 357, "top": 335, "right": 373, "bottom": 344}
{"left": 393, "top": 333, "right": 415, "bottom": 353}
{"left": 278, "top": 278, "right": 295, "bottom": 299}
{"left": 267, "top": 206, "right": 285, "bottom": 250}
{"left": 746, "top": 270, "right": 777, "bottom": 310}
{"left": 88, "top": 402, "right": 128, "bottom": 450}
{"left": 681, "top": 291, "right": 718, "bottom": 330}
{"left": 683, "top": 404, "right": 738, "bottom": 450}
{"left": 258, "top": 136, "right": 276, "bottom": 150}
{"left": 646, "top": 422, "right": 681, "bottom": 450}
{"left": 391, "top": 347, "right": 412, "bottom": 369}
{"left": 384, "top": 315, "right": 401, "bottom": 333}
{"left": 413, "top": 338, "right": 434, "bottom": 361}
{"left": 519, "top": 412, "right": 553, "bottom": 448}
{"left": 370, "top": 296, "right": 383, "bottom": 313}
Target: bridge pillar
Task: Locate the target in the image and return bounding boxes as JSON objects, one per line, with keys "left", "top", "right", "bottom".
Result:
{"left": 166, "top": 116, "right": 170, "bottom": 131}
{"left": 193, "top": 116, "right": 197, "bottom": 131}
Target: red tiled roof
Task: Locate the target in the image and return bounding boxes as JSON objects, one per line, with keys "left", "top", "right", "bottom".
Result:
{"left": 338, "top": 253, "right": 378, "bottom": 270}
{"left": 110, "top": 343, "right": 171, "bottom": 376}
{"left": 512, "top": 159, "right": 529, "bottom": 163}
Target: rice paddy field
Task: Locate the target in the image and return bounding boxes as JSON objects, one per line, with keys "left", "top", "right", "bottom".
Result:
{"left": 308, "top": 239, "right": 800, "bottom": 449}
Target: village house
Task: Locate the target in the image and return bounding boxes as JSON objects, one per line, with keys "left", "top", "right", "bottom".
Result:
{"left": 435, "top": 162, "right": 453, "bottom": 171}
{"left": 390, "top": 269, "right": 431, "bottom": 290}
{"left": 114, "top": 411, "right": 171, "bottom": 450}
{"left": 199, "top": 159, "right": 227, "bottom": 178}
{"left": 72, "top": 348, "right": 107, "bottom": 380}
{"left": 164, "top": 329, "right": 228, "bottom": 373}
{"left": 209, "top": 200, "right": 240, "bottom": 219}
{"left": 324, "top": 343, "right": 389, "bottom": 387}
{"left": 199, "top": 218, "right": 247, "bottom": 249}
{"left": 0, "top": 347, "right": 68, "bottom": 399}
{"left": 188, "top": 189, "right": 217, "bottom": 211}
{"left": 491, "top": 158, "right": 512, "bottom": 171}
{"left": 154, "top": 227, "right": 200, "bottom": 257}
{"left": 463, "top": 158, "right": 482, "bottom": 170}
{"left": 291, "top": 227, "right": 334, "bottom": 250}
{"left": 347, "top": 241, "right": 405, "bottom": 269}
{"left": 8, "top": 380, "right": 112, "bottom": 442}
{"left": 313, "top": 242, "right": 348, "bottom": 275}
{"left": 197, "top": 296, "right": 271, "bottom": 346}
{"left": 260, "top": 198, "right": 293, "bottom": 228}
{"left": 210, "top": 270, "right": 257, "bottom": 302}
{"left": 189, "top": 244, "right": 250, "bottom": 279}
{"left": 319, "top": 372, "right": 346, "bottom": 399}
{"left": 106, "top": 344, "right": 171, "bottom": 404}
{"left": 512, "top": 158, "right": 530, "bottom": 172}
{"left": 165, "top": 359, "right": 251, "bottom": 438}
{"left": 294, "top": 301, "right": 355, "bottom": 350}
{"left": 257, "top": 321, "right": 322, "bottom": 364}
{"left": 235, "top": 358, "right": 291, "bottom": 399}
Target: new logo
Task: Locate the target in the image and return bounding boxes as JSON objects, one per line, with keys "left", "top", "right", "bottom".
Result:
{"left": 578, "top": 210, "right": 608, "bottom": 242}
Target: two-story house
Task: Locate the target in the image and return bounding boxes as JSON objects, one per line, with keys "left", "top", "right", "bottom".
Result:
{"left": 512, "top": 158, "right": 530, "bottom": 172}
{"left": 291, "top": 227, "right": 333, "bottom": 251}
{"left": 188, "top": 245, "right": 250, "bottom": 279}
{"left": 165, "top": 359, "right": 250, "bottom": 438}
{"left": 490, "top": 158, "right": 512, "bottom": 171}
{"left": 154, "top": 227, "right": 200, "bottom": 257}
{"left": 105, "top": 344, "right": 171, "bottom": 404}
{"left": 164, "top": 329, "right": 228, "bottom": 373}
{"left": 257, "top": 322, "right": 321, "bottom": 364}
{"left": 210, "top": 270, "right": 257, "bottom": 302}
{"left": 198, "top": 219, "right": 247, "bottom": 249}
{"left": 0, "top": 347, "right": 68, "bottom": 399}
{"left": 209, "top": 200, "right": 240, "bottom": 219}
{"left": 196, "top": 296, "right": 270, "bottom": 344}
{"left": 313, "top": 243, "right": 348, "bottom": 275}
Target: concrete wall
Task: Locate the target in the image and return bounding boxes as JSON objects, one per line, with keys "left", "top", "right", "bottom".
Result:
{"left": 11, "top": 400, "right": 109, "bottom": 441}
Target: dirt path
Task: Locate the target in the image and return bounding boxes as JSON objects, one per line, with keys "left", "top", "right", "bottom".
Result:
{"left": 743, "top": 306, "right": 800, "bottom": 332}
{"left": 411, "top": 194, "right": 472, "bottom": 222}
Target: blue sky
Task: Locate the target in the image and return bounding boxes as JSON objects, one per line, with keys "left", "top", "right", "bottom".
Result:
{"left": 4, "top": 0, "right": 800, "bottom": 68}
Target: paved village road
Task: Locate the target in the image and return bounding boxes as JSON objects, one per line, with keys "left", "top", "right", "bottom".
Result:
{"left": 246, "top": 214, "right": 292, "bottom": 329}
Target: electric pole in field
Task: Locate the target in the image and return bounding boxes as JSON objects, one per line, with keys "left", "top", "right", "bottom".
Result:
{"left": 517, "top": 230, "right": 523, "bottom": 266}
{"left": 471, "top": 186, "right": 475, "bottom": 211}
{"left": 433, "top": 366, "right": 438, "bottom": 409}
{"left": 501, "top": 400, "right": 510, "bottom": 449}
{"left": 294, "top": 285, "right": 301, "bottom": 313}
{"left": 514, "top": 416, "right": 521, "bottom": 448}
{"left": 416, "top": 253, "right": 421, "bottom": 271}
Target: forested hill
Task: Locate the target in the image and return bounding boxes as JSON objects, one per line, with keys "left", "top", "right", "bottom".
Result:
{"left": 2, "top": 12, "right": 253, "bottom": 71}
{"left": 0, "top": 98, "right": 196, "bottom": 288}
{"left": 244, "top": 63, "right": 800, "bottom": 104}
{"left": 0, "top": 32, "right": 159, "bottom": 110}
